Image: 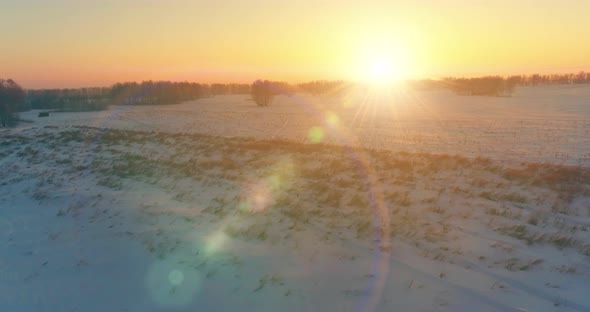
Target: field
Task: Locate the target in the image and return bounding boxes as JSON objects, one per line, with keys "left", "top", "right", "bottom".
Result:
{"left": 1, "top": 85, "right": 590, "bottom": 311}
{"left": 18, "top": 85, "right": 590, "bottom": 166}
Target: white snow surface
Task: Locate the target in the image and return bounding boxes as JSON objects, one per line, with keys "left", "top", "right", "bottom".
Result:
{"left": 15, "top": 84, "right": 590, "bottom": 166}
{"left": 1, "top": 85, "right": 589, "bottom": 311}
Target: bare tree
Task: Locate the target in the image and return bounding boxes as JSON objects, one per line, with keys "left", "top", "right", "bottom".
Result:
{"left": 251, "top": 80, "right": 274, "bottom": 107}
{"left": 0, "top": 79, "right": 25, "bottom": 127}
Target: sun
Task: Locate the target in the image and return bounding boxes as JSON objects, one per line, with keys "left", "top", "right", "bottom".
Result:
{"left": 360, "top": 52, "right": 410, "bottom": 85}
{"left": 367, "top": 57, "right": 395, "bottom": 84}
{"left": 354, "top": 40, "right": 413, "bottom": 85}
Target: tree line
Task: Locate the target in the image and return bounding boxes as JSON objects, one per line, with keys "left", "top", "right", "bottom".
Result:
{"left": 297, "top": 80, "right": 352, "bottom": 97}
{"left": 27, "top": 79, "right": 356, "bottom": 110}
{"left": 1, "top": 70, "right": 590, "bottom": 126}
{"left": 441, "top": 76, "right": 516, "bottom": 96}
{"left": 507, "top": 71, "right": 590, "bottom": 86}
{"left": 28, "top": 87, "right": 112, "bottom": 111}
{"left": 27, "top": 81, "right": 251, "bottom": 110}
{"left": 111, "top": 81, "right": 251, "bottom": 105}
{"left": 407, "top": 77, "right": 515, "bottom": 96}
{"left": 409, "top": 71, "right": 590, "bottom": 96}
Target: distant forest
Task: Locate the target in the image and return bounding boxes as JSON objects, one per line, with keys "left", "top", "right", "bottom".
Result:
{"left": 10, "top": 70, "right": 590, "bottom": 113}
{"left": 27, "top": 82, "right": 251, "bottom": 111}
{"left": 409, "top": 71, "right": 590, "bottom": 96}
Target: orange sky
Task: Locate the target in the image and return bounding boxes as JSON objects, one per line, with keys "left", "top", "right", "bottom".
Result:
{"left": 1, "top": 0, "right": 589, "bottom": 88}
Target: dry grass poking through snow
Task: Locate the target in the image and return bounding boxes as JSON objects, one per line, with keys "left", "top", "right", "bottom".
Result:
{"left": 4, "top": 126, "right": 589, "bottom": 258}
{"left": 2, "top": 125, "right": 590, "bottom": 311}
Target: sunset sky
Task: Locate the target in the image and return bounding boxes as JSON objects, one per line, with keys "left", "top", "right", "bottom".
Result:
{"left": 1, "top": 0, "right": 589, "bottom": 88}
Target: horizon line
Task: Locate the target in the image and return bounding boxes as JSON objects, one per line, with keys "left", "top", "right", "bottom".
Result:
{"left": 15, "top": 68, "right": 590, "bottom": 90}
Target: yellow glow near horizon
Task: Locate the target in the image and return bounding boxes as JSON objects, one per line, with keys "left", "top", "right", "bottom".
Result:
{"left": 1, "top": 1, "right": 589, "bottom": 88}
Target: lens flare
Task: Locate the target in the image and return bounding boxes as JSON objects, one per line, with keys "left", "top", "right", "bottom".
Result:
{"left": 326, "top": 111, "right": 340, "bottom": 127}
{"left": 145, "top": 259, "right": 202, "bottom": 307}
{"left": 239, "top": 157, "right": 295, "bottom": 213}
{"left": 168, "top": 270, "right": 184, "bottom": 286}
{"left": 203, "top": 230, "right": 228, "bottom": 256}
{"left": 308, "top": 126, "right": 325, "bottom": 143}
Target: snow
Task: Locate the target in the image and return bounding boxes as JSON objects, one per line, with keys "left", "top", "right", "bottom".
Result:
{"left": 1, "top": 85, "right": 590, "bottom": 311}
{"left": 16, "top": 84, "right": 590, "bottom": 166}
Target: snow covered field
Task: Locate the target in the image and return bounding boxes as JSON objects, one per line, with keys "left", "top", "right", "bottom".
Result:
{"left": 16, "top": 84, "right": 590, "bottom": 166}
{"left": 1, "top": 85, "right": 590, "bottom": 311}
